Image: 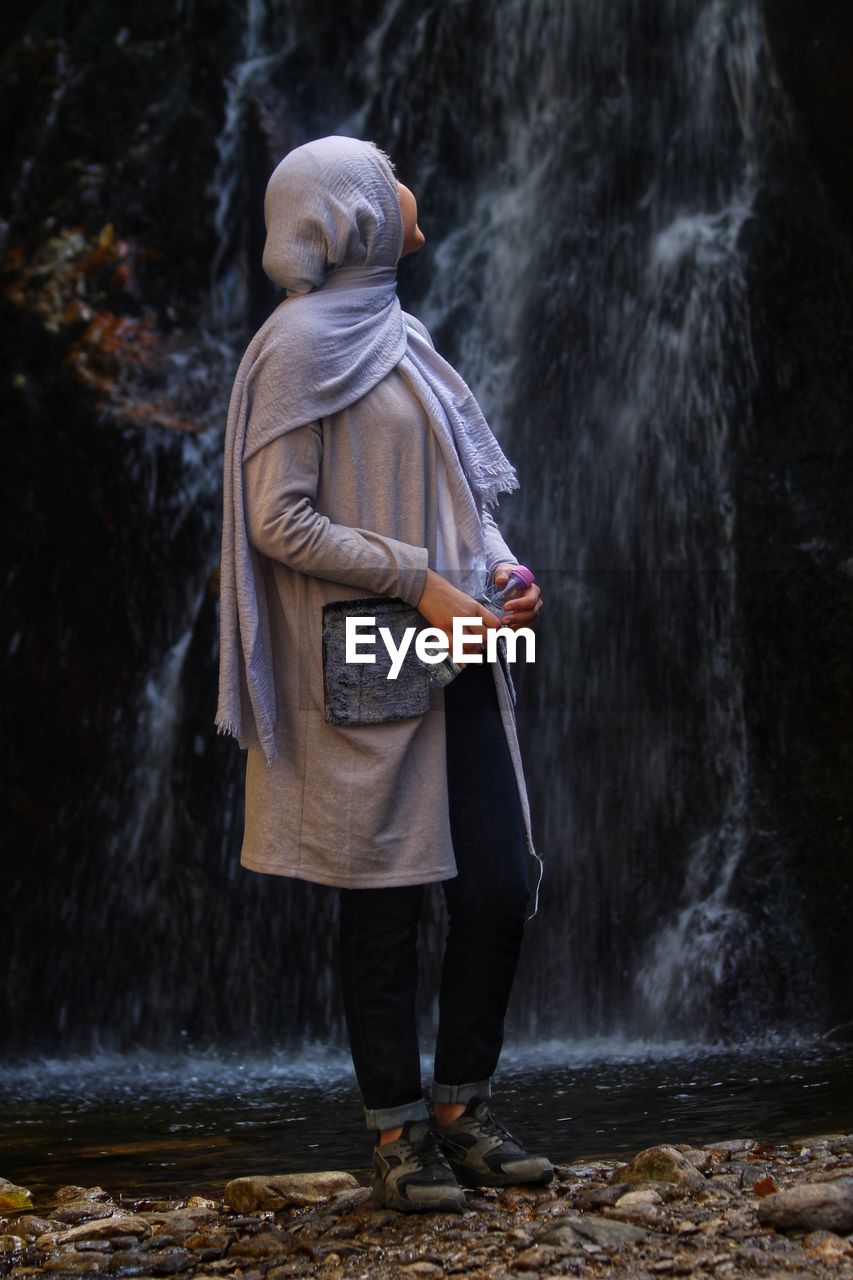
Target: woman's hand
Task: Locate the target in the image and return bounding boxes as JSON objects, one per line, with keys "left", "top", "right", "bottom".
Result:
{"left": 492, "top": 563, "right": 543, "bottom": 629}
{"left": 415, "top": 569, "right": 501, "bottom": 662}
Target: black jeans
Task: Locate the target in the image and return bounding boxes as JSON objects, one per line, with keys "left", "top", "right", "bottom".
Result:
{"left": 338, "top": 658, "right": 531, "bottom": 1130}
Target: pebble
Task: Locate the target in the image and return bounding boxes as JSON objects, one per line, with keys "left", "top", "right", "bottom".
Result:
{"left": 36, "top": 1213, "right": 152, "bottom": 1247}
{"left": 757, "top": 1175, "right": 853, "bottom": 1233}
{"left": 5, "top": 1127, "right": 853, "bottom": 1279}
{"left": 227, "top": 1230, "right": 293, "bottom": 1259}
{"left": 224, "top": 1173, "right": 360, "bottom": 1213}
{"left": 573, "top": 1181, "right": 633, "bottom": 1209}
{"left": 612, "top": 1144, "right": 709, "bottom": 1192}
{"left": 613, "top": 1188, "right": 664, "bottom": 1207}
{"left": 10, "top": 1218, "right": 57, "bottom": 1241}
{"left": 0, "top": 1181, "right": 32, "bottom": 1213}
{"left": 537, "top": 1211, "right": 652, "bottom": 1247}
{"left": 702, "top": 1138, "right": 759, "bottom": 1155}
{"left": 803, "top": 1228, "right": 853, "bottom": 1259}
{"left": 496, "top": 1185, "right": 555, "bottom": 1209}
{"left": 47, "top": 1200, "right": 115, "bottom": 1227}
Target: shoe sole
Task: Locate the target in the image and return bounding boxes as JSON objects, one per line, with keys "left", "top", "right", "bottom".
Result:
{"left": 371, "top": 1174, "right": 467, "bottom": 1214}
{"left": 448, "top": 1160, "right": 554, "bottom": 1189}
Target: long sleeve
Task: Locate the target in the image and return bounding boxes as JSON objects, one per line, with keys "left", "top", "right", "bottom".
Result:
{"left": 242, "top": 424, "right": 430, "bottom": 607}
{"left": 482, "top": 509, "right": 520, "bottom": 578}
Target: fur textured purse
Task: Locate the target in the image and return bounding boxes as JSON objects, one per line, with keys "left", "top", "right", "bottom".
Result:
{"left": 321, "top": 597, "right": 431, "bottom": 727}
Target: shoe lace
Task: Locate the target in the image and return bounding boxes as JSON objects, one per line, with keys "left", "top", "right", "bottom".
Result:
{"left": 411, "top": 1123, "right": 450, "bottom": 1169}
{"left": 476, "top": 1103, "right": 517, "bottom": 1144}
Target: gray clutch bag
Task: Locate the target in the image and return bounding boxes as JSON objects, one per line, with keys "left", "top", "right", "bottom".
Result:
{"left": 321, "top": 597, "right": 431, "bottom": 727}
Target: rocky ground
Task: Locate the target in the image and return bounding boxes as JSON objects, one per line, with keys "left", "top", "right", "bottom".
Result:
{"left": 2, "top": 1133, "right": 853, "bottom": 1279}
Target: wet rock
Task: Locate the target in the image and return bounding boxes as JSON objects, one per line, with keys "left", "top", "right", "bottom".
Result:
{"left": 42, "top": 1249, "right": 112, "bottom": 1272}
{"left": 706, "top": 1173, "right": 741, "bottom": 1193}
{"left": 604, "top": 1202, "right": 669, "bottom": 1227}
{"left": 738, "top": 1162, "right": 773, "bottom": 1189}
{"left": 142, "top": 1208, "right": 222, "bottom": 1236}
{"left": 614, "top": 1187, "right": 664, "bottom": 1207}
{"left": 183, "top": 1228, "right": 235, "bottom": 1251}
{"left": 52, "top": 1185, "right": 112, "bottom": 1204}
{"left": 561, "top": 1162, "right": 613, "bottom": 1180}
{"left": 13, "top": 1214, "right": 60, "bottom": 1238}
{"left": 680, "top": 1148, "right": 715, "bottom": 1174}
{"left": 701, "top": 1138, "right": 758, "bottom": 1157}
{"left": 611, "top": 1145, "right": 708, "bottom": 1192}
{"left": 0, "top": 1234, "right": 26, "bottom": 1253}
{"left": 513, "top": 1241, "right": 576, "bottom": 1269}
{"left": 572, "top": 1182, "right": 633, "bottom": 1209}
{"left": 811, "top": 1165, "right": 853, "bottom": 1182}
{"left": 138, "top": 1245, "right": 197, "bottom": 1273}
{"left": 319, "top": 1187, "right": 372, "bottom": 1217}
{"left": 757, "top": 1176, "right": 853, "bottom": 1233}
{"left": 802, "top": 1228, "right": 853, "bottom": 1259}
{"left": 36, "top": 1214, "right": 152, "bottom": 1247}
{"left": 49, "top": 1201, "right": 117, "bottom": 1226}
{"left": 0, "top": 1177, "right": 32, "bottom": 1211}
{"left": 496, "top": 1184, "right": 556, "bottom": 1210}
{"left": 218, "top": 1214, "right": 261, "bottom": 1233}
{"left": 537, "top": 1212, "right": 653, "bottom": 1247}
{"left": 224, "top": 1172, "right": 360, "bottom": 1212}
{"left": 140, "top": 1234, "right": 182, "bottom": 1251}
{"left": 227, "top": 1230, "right": 294, "bottom": 1259}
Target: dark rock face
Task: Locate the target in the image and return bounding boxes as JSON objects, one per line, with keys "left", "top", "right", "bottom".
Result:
{"left": 762, "top": 1, "right": 853, "bottom": 225}
{"left": 1, "top": 0, "right": 852, "bottom": 1053}
{"left": 740, "top": 1, "right": 853, "bottom": 1028}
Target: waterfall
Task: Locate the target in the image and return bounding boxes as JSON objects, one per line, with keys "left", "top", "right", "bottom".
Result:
{"left": 207, "top": 0, "right": 293, "bottom": 339}
{"left": 326, "top": 0, "right": 804, "bottom": 1038}
{"left": 2, "top": 0, "right": 831, "bottom": 1056}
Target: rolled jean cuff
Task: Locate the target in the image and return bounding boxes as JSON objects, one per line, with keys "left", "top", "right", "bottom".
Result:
{"left": 430, "top": 1077, "right": 492, "bottom": 1105}
{"left": 363, "top": 1096, "right": 429, "bottom": 1131}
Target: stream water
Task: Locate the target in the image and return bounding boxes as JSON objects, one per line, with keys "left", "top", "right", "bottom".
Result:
{"left": 3, "top": 1038, "right": 852, "bottom": 1199}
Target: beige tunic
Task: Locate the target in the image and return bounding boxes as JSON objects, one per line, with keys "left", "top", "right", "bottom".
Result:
{"left": 238, "top": 363, "right": 532, "bottom": 889}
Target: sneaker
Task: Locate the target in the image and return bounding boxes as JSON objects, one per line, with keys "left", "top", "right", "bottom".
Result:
{"left": 435, "top": 1097, "right": 554, "bottom": 1188}
{"left": 371, "top": 1119, "right": 467, "bottom": 1213}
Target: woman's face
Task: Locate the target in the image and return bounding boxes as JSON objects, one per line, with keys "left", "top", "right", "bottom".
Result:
{"left": 397, "top": 181, "right": 426, "bottom": 257}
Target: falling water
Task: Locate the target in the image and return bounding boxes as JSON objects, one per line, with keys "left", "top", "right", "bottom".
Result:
{"left": 1, "top": 0, "right": 828, "bottom": 1055}
{"left": 326, "top": 0, "right": 807, "bottom": 1039}
{"left": 207, "top": 0, "right": 292, "bottom": 337}
{"left": 126, "top": 0, "right": 814, "bottom": 1043}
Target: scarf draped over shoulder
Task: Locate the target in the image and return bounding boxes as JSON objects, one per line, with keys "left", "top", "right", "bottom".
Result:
{"left": 216, "top": 135, "right": 518, "bottom": 763}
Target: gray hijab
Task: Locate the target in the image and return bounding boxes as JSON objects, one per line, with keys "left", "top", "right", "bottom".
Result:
{"left": 216, "top": 135, "right": 518, "bottom": 763}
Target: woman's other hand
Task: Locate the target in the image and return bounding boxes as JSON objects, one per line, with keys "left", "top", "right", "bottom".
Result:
{"left": 416, "top": 568, "right": 500, "bottom": 662}
{"left": 492, "top": 563, "right": 543, "bottom": 629}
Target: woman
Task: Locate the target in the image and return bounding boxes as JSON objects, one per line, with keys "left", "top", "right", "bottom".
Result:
{"left": 217, "top": 135, "right": 550, "bottom": 1213}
